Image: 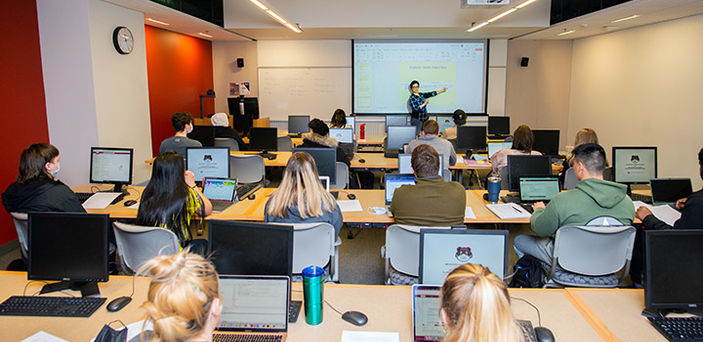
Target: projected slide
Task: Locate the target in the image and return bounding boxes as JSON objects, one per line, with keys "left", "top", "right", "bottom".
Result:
{"left": 353, "top": 40, "right": 486, "bottom": 114}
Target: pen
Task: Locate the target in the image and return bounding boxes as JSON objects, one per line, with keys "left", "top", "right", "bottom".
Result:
{"left": 512, "top": 205, "right": 523, "bottom": 213}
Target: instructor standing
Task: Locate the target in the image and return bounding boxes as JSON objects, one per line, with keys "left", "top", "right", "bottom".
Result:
{"left": 408, "top": 80, "right": 447, "bottom": 134}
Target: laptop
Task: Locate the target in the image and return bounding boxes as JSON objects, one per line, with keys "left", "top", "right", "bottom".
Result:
{"left": 412, "top": 285, "right": 538, "bottom": 342}
{"left": 513, "top": 176, "right": 560, "bottom": 213}
{"left": 319, "top": 176, "right": 338, "bottom": 199}
{"left": 384, "top": 174, "right": 415, "bottom": 206}
{"left": 213, "top": 275, "right": 289, "bottom": 341}
{"left": 488, "top": 141, "right": 513, "bottom": 157}
{"left": 649, "top": 178, "right": 692, "bottom": 207}
{"left": 202, "top": 177, "right": 238, "bottom": 213}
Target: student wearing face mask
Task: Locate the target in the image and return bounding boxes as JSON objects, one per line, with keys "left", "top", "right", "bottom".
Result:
{"left": 159, "top": 112, "right": 202, "bottom": 157}
{"left": 2, "top": 143, "right": 85, "bottom": 213}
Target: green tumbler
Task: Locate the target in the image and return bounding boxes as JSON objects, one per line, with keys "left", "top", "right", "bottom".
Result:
{"left": 302, "top": 265, "right": 325, "bottom": 325}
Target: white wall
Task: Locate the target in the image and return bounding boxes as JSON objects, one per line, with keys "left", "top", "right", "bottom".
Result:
{"left": 213, "top": 41, "right": 259, "bottom": 113}
{"left": 37, "top": 0, "right": 152, "bottom": 187}
{"left": 568, "top": 14, "right": 703, "bottom": 189}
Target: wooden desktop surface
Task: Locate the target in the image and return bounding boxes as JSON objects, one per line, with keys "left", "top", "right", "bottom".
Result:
{"left": 0, "top": 271, "right": 605, "bottom": 342}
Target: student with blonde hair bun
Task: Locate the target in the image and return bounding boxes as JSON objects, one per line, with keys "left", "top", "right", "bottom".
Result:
{"left": 440, "top": 264, "right": 524, "bottom": 342}
{"left": 137, "top": 249, "right": 221, "bottom": 342}
{"left": 264, "top": 151, "right": 343, "bottom": 237}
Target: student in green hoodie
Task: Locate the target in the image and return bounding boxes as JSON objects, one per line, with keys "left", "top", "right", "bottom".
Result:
{"left": 513, "top": 143, "right": 635, "bottom": 268}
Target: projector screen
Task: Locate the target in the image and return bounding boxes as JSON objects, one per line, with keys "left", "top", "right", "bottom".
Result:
{"left": 353, "top": 40, "right": 487, "bottom": 114}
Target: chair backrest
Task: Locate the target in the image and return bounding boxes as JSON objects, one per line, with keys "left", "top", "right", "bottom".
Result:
{"left": 563, "top": 167, "right": 578, "bottom": 190}
{"left": 214, "top": 137, "right": 239, "bottom": 151}
{"left": 112, "top": 221, "right": 180, "bottom": 275}
{"left": 10, "top": 212, "right": 29, "bottom": 259}
{"left": 553, "top": 225, "right": 636, "bottom": 276}
{"left": 441, "top": 169, "right": 451, "bottom": 182}
{"left": 229, "top": 155, "right": 265, "bottom": 183}
{"left": 385, "top": 224, "right": 450, "bottom": 276}
{"left": 291, "top": 223, "right": 335, "bottom": 274}
{"left": 332, "top": 162, "right": 349, "bottom": 189}
{"left": 277, "top": 136, "right": 293, "bottom": 152}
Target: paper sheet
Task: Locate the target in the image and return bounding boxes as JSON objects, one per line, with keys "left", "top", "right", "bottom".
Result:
{"left": 336, "top": 200, "right": 363, "bottom": 212}
{"left": 341, "top": 331, "right": 399, "bottom": 342}
{"left": 634, "top": 201, "right": 682, "bottom": 226}
{"left": 464, "top": 206, "right": 476, "bottom": 219}
{"left": 21, "top": 331, "right": 68, "bottom": 342}
{"left": 81, "top": 192, "right": 121, "bottom": 209}
{"left": 486, "top": 203, "right": 531, "bottom": 219}
{"left": 456, "top": 156, "right": 465, "bottom": 164}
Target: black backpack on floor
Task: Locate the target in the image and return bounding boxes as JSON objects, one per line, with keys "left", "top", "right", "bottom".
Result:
{"left": 509, "top": 255, "right": 545, "bottom": 288}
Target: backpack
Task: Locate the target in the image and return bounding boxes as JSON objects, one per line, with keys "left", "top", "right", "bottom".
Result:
{"left": 509, "top": 255, "right": 545, "bottom": 288}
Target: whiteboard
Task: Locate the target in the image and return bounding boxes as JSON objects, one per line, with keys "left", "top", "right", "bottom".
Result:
{"left": 258, "top": 67, "right": 351, "bottom": 121}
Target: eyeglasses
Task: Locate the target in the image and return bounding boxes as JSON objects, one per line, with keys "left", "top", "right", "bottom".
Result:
{"left": 411, "top": 85, "right": 419, "bottom": 89}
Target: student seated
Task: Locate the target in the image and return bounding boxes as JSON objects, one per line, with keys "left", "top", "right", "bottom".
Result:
{"left": 2, "top": 143, "right": 85, "bottom": 213}
{"left": 489, "top": 125, "right": 542, "bottom": 178}
{"left": 390, "top": 144, "right": 466, "bottom": 226}
{"left": 329, "top": 108, "right": 351, "bottom": 129}
{"left": 211, "top": 112, "right": 247, "bottom": 151}
{"left": 559, "top": 128, "right": 599, "bottom": 185}
{"left": 264, "top": 151, "right": 343, "bottom": 237}
{"left": 137, "top": 249, "right": 221, "bottom": 342}
{"left": 407, "top": 119, "right": 457, "bottom": 177}
{"left": 513, "top": 143, "right": 634, "bottom": 268}
{"left": 441, "top": 263, "right": 525, "bottom": 342}
{"left": 636, "top": 147, "right": 703, "bottom": 229}
{"left": 159, "top": 112, "right": 202, "bottom": 156}
{"left": 136, "top": 152, "right": 212, "bottom": 252}
{"left": 300, "top": 118, "right": 351, "bottom": 166}
{"left": 440, "top": 109, "right": 467, "bottom": 140}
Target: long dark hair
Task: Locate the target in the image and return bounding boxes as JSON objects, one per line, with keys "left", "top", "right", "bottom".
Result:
{"left": 137, "top": 152, "right": 197, "bottom": 246}
{"left": 330, "top": 109, "right": 347, "bottom": 128}
{"left": 17, "top": 143, "right": 59, "bottom": 184}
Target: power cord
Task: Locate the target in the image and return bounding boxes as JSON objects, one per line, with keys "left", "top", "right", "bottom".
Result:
{"left": 324, "top": 299, "right": 344, "bottom": 316}
{"left": 511, "top": 296, "right": 542, "bottom": 327}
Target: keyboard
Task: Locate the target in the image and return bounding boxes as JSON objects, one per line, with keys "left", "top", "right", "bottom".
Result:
{"left": 631, "top": 192, "right": 653, "bottom": 204}
{"left": 519, "top": 203, "right": 535, "bottom": 214}
{"left": 237, "top": 182, "right": 262, "bottom": 200}
{"left": 648, "top": 316, "right": 703, "bottom": 341}
{"left": 288, "top": 300, "right": 302, "bottom": 323}
{"left": 213, "top": 334, "right": 283, "bottom": 342}
{"left": 518, "top": 320, "right": 538, "bottom": 342}
{"left": 75, "top": 192, "right": 94, "bottom": 203}
{"left": 0, "top": 296, "right": 106, "bottom": 317}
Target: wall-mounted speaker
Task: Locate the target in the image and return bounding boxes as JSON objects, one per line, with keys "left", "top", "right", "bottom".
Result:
{"left": 237, "top": 58, "right": 244, "bottom": 68}
{"left": 520, "top": 57, "right": 529, "bottom": 67}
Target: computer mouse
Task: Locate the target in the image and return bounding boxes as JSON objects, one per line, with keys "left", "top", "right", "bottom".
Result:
{"left": 347, "top": 193, "right": 356, "bottom": 200}
{"left": 123, "top": 200, "right": 137, "bottom": 207}
{"left": 342, "top": 311, "right": 368, "bottom": 326}
{"left": 482, "top": 193, "right": 489, "bottom": 201}
{"left": 267, "top": 155, "right": 276, "bottom": 160}
{"left": 247, "top": 193, "right": 256, "bottom": 200}
{"left": 358, "top": 159, "right": 366, "bottom": 163}
{"left": 106, "top": 296, "right": 132, "bottom": 312}
{"left": 534, "top": 327, "right": 555, "bottom": 342}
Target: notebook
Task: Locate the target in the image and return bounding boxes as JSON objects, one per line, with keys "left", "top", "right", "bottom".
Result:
{"left": 650, "top": 178, "right": 692, "bottom": 207}
{"left": 213, "top": 275, "right": 289, "bottom": 341}
{"left": 202, "top": 178, "right": 238, "bottom": 213}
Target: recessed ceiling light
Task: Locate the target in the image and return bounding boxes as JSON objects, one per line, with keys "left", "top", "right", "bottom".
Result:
{"left": 198, "top": 32, "right": 213, "bottom": 38}
{"left": 248, "top": 0, "right": 268, "bottom": 11}
{"left": 602, "top": 25, "right": 618, "bottom": 30}
{"left": 516, "top": 0, "right": 538, "bottom": 9}
{"left": 467, "top": 22, "right": 489, "bottom": 32}
{"left": 146, "top": 18, "right": 169, "bottom": 26}
{"left": 468, "top": 0, "right": 539, "bottom": 32}
{"left": 557, "top": 30, "right": 575, "bottom": 36}
{"left": 612, "top": 14, "right": 639, "bottom": 23}
{"left": 488, "top": 8, "right": 517, "bottom": 23}
{"left": 248, "top": 0, "right": 302, "bottom": 33}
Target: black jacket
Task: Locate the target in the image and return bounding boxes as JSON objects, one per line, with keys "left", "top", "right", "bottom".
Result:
{"left": 300, "top": 133, "right": 351, "bottom": 166}
{"left": 2, "top": 178, "right": 85, "bottom": 214}
{"left": 214, "top": 126, "right": 248, "bottom": 151}
{"left": 642, "top": 189, "right": 703, "bottom": 229}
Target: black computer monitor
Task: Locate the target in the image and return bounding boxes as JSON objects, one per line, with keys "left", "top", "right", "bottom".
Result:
{"left": 645, "top": 230, "right": 703, "bottom": 314}
{"left": 90, "top": 147, "right": 133, "bottom": 193}
{"left": 292, "top": 147, "right": 337, "bottom": 184}
{"left": 249, "top": 127, "right": 278, "bottom": 151}
{"left": 28, "top": 212, "right": 109, "bottom": 297}
{"left": 386, "top": 126, "right": 417, "bottom": 151}
{"left": 488, "top": 117, "right": 510, "bottom": 136}
{"left": 208, "top": 220, "right": 293, "bottom": 276}
{"left": 187, "top": 125, "right": 215, "bottom": 146}
{"left": 507, "top": 155, "right": 552, "bottom": 192}
{"left": 288, "top": 115, "right": 310, "bottom": 134}
{"left": 185, "top": 147, "right": 230, "bottom": 183}
{"left": 612, "top": 146, "right": 657, "bottom": 184}
{"left": 386, "top": 115, "right": 408, "bottom": 132}
{"left": 457, "top": 126, "right": 487, "bottom": 151}
{"left": 532, "top": 130, "right": 560, "bottom": 156}
{"left": 228, "top": 97, "right": 260, "bottom": 133}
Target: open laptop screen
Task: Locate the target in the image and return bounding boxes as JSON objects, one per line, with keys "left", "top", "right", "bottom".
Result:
{"left": 650, "top": 178, "right": 692, "bottom": 204}
{"left": 412, "top": 285, "right": 443, "bottom": 341}
{"left": 385, "top": 174, "right": 415, "bottom": 204}
{"left": 330, "top": 128, "right": 354, "bottom": 143}
{"left": 218, "top": 276, "right": 289, "bottom": 332}
{"left": 398, "top": 153, "right": 443, "bottom": 176}
{"left": 519, "top": 177, "right": 560, "bottom": 202}
{"left": 202, "top": 178, "right": 237, "bottom": 202}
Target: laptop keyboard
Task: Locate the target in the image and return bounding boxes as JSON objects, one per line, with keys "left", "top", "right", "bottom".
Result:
{"left": 212, "top": 334, "right": 283, "bottom": 342}
{"left": 630, "top": 193, "right": 653, "bottom": 204}
{"left": 237, "top": 183, "right": 262, "bottom": 200}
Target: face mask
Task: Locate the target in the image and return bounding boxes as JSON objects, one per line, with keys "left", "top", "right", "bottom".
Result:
{"left": 50, "top": 162, "right": 60, "bottom": 177}
{"left": 94, "top": 320, "right": 128, "bottom": 342}
{"left": 187, "top": 124, "right": 194, "bottom": 134}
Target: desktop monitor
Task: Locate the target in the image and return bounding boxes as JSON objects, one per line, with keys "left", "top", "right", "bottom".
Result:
{"left": 187, "top": 125, "right": 216, "bottom": 146}
{"left": 28, "top": 212, "right": 109, "bottom": 297}
{"left": 532, "top": 130, "right": 560, "bottom": 156}
{"left": 386, "top": 115, "right": 408, "bottom": 131}
{"left": 208, "top": 220, "right": 294, "bottom": 276}
{"left": 419, "top": 229, "right": 509, "bottom": 284}
{"left": 457, "top": 126, "right": 487, "bottom": 151}
{"left": 386, "top": 126, "right": 417, "bottom": 151}
{"left": 488, "top": 116, "right": 510, "bottom": 136}
{"left": 292, "top": 147, "right": 337, "bottom": 184}
{"left": 186, "top": 147, "right": 230, "bottom": 183}
{"left": 329, "top": 128, "right": 354, "bottom": 144}
{"left": 249, "top": 127, "right": 278, "bottom": 151}
{"left": 612, "top": 147, "right": 657, "bottom": 184}
{"left": 645, "top": 230, "right": 703, "bottom": 312}
{"left": 398, "top": 153, "right": 443, "bottom": 176}
{"left": 90, "top": 147, "right": 133, "bottom": 192}
{"left": 288, "top": 115, "right": 310, "bottom": 134}
{"left": 346, "top": 116, "right": 356, "bottom": 130}
{"left": 507, "top": 155, "right": 552, "bottom": 192}
{"left": 228, "top": 97, "right": 259, "bottom": 133}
